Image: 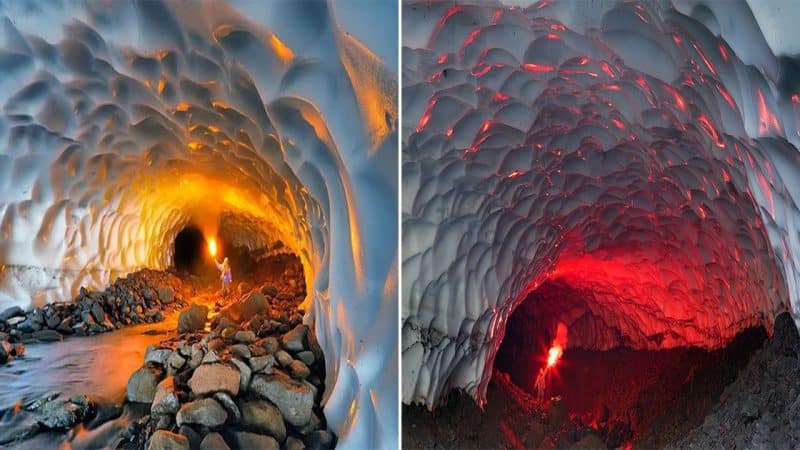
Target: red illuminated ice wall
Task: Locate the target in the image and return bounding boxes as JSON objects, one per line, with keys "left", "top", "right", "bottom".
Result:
{"left": 402, "top": 0, "right": 800, "bottom": 408}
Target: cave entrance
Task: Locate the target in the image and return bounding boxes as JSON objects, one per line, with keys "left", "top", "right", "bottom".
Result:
{"left": 494, "top": 279, "right": 767, "bottom": 447}
{"left": 173, "top": 225, "right": 206, "bottom": 276}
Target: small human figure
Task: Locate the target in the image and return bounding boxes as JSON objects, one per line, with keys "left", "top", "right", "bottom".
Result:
{"left": 215, "top": 257, "right": 231, "bottom": 295}
{"left": 535, "top": 366, "right": 547, "bottom": 405}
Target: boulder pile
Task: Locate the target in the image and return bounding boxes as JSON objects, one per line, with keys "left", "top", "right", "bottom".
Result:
{"left": 0, "top": 270, "right": 190, "bottom": 363}
{"left": 122, "top": 284, "right": 334, "bottom": 450}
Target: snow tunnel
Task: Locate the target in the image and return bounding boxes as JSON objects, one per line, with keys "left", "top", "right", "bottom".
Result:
{"left": 401, "top": 0, "right": 800, "bottom": 436}
{"left": 0, "top": 1, "right": 397, "bottom": 448}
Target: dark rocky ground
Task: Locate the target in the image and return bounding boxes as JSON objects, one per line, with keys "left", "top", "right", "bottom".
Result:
{"left": 0, "top": 253, "right": 333, "bottom": 450}
{"left": 0, "top": 269, "right": 191, "bottom": 366}
{"left": 403, "top": 312, "right": 800, "bottom": 449}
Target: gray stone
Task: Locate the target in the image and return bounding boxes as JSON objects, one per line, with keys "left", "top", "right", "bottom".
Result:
{"left": 241, "top": 292, "right": 268, "bottom": 321}
{"left": 151, "top": 377, "right": 180, "bottom": 415}
{"left": 177, "top": 304, "right": 208, "bottom": 333}
{"left": 289, "top": 360, "right": 311, "bottom": 379}
{"left": 168, "top": 352, "right": 186, "bottom": 369}
{"left": 275, "top": 350, "right": 293, "bottom": 367}
{"left": 297, "top": 351, "right": 315, "bottom": 366}
{"left": 147, "top": 430, "right": 189, "bottom": 450}
{"left": 145, "top": 345, "right": 173, "bottom": 366}
{"left": 249, "top": 355, "right": 276, "bottom": 373}
{"left": 200, "top": 432, "right": 230, "bottom": 450}
{"left": 263, "top": 337, "right": 280, "bottom": 354}
{"left": 202, "top": 350, "right": 220, "bottom": 364}
{"left": 239, "top": 399, "right": 286, "bottom": 442}
{"left": 0, "top": 306, "right": 24, "bottom": 321}
{"left": 231, "top": 358, "right": 252, "bottom": 393}
{"left": 32, "top": 329, "right": 62, "bottom": 342}
{"left": 189, "top": 363, "right": 240, "bottom": 396}
{"left": 286, "top": 436, "right": 305, "bottom": 450}
{"left": 36, "top": 395, "right": 93, "bottom": 429}
{"left": 281, "top": 324, "right": 308, "bottom": 352}
{"left": 231, "top": 344, "right": 251, "bottom": 359}
{"left": 231, "top": 432, "right": 278, "bottom": 450}
{"left": 234, "top": 330, "right": 256, "bottom": 343}
{"left": 157, "top": 287, "right": 175, "bottom": 304}
{"left": 213, "top": 392, "right": 241, "bottom": 423}
{"left": 127, "top": 367, "right": 160, "bottom": 403}
{"left": 742, "top": 398, "right": 760, "bottom": 420}
{"left": 91, "top": 302, "right": 105, "bottom": 324}
{"left": 176, "top": 397, "right": 227, "bottom": 428}
{"left": 249, "top": 371, "right": 314, "bottom": 427}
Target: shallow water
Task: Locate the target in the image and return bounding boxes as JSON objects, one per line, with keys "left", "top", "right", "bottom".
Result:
{"left": 0, "top": 313, "right": 178, "bottom": 412}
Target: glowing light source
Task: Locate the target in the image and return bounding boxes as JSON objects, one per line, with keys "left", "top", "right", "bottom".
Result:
{"left": 208, "top": 237, "right": 218, "bottom": 257}
{"left": 546, "top": 344, "right": 562, "bottom": 368}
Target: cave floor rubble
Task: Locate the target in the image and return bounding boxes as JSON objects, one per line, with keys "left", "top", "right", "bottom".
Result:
{"left": 0, "top": 253, "right": 334, "bottom": 450}
{"left": 403, "top": 313, "right": 800, "bottom": 449}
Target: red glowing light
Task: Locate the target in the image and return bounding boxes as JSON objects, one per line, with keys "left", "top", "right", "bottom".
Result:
{"left": 522, "top": 63, "right": 555, "bottom": 74}
{"left": 546, "top": 345, "right": 562, "bottom": 368}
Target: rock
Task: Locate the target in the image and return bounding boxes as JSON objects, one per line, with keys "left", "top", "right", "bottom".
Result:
{"left": 151, "top": 377, "right": 180, "bottom": 415}
{"left": 297, "top": 351, "right": 315, "bottom": 366}
{"left": 281, "top": 324, "right": 308, "bottom": 352}
{"left": 45, "top": 312, "right": 61, "bottom": 329}
{"left": 262, "top": 286, "right": 278, "bottom": 297}
{"left": 263, "top": 337, "right": 280, "bottom": 354}
{"left": 239, "top": 399, "right": 287, "bottom": 442}
{"left": 231, "top": 358, "right": 252, "bottom": 393}
{"left": 36, "top": 395, "right": 93, "bottom": 429}
{"left": 127, "top": 367, "right": 161, "bottom": 403}
{"left": 771, "top": 311, "right": 800, "bottom": 356}
{"left": 304, "top": 430, "right": 334, "bottom": 449}
{"left": 177, "top": 304, "right": 208, "bottom": 333}
{"left": 176, "top": 397, "right": 227, "bottom": 428}
{"left": 147, "top": 430, "right": 189, "bottom": 450}
{"left": 289, "top": 360, "right": 311, "bottom": 379}
{"left": 213, "top": 392, "right": 241, "bottom": 423}
{"left": 241, "top": 292, "right": 268, "bottom": 321}
{"left": 235, "top": 330, "right": 256, "bottom": 343}
{"left": 145, "top": 345, "right": 173, "bottom": 366}
{"left": 249, "top": 355, "right": 276, "bottom": 373}
{"left": 237, "top": 282, "right": 250, "bottom": 296}
{"left": 11, "top": 343, "right": 24, "bottom": 357}
{"left": 286, "top": 436, "right": 305, "bottom": 450}
{"left": 546, "top": 396, "right": 568, "bottom": 431}
{"left": 231, "top": 432, "right": 279, "bottom": 450}
{"left": 202, "top": 350, "right": 220, "bottom": 364}
{"left": 231, "top": 344, "right": 252, "bottom": 359}
{"left": 574, "top": 433, "right": 605, "bottom": 449}
{"left": 188, "top": 344, "right": 203, "bottom": 368}
{"left": 0, "top": 306, "right": 24, "bottom": 321}
{"left": 250, "top": 371, "right": 314, "bottom": 427}
{"left": 189, "top": 363, "right": 240, "bottom": 396}
{"left": 742, "top": 398, "right": 760, "bottom": 421}
{"left": 157, "top": 287, "right": 175, "bottom": 304}
{"left": 275, "top": 350, "right": 293, "bottom": 367}
{"left": 179, "top": 425, "right": 202, "bottom": 448}
{"left": 200, "top": 432, "right": 230, "bottom": 450}
{"left": 91, "top": 302, "right": 105, "bottom": 323}
{"left": 168, "top": 352, "right": 186, "bottom": 370}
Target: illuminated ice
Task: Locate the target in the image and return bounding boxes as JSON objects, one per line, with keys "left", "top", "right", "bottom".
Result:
{"left": 0, "top": 1, "right": 397, "bottom": 448}
{"left": 402, "top": 0, "right": 800, "bottom": 409}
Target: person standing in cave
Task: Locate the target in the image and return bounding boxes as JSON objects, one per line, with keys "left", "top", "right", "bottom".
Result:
{"left": 535, "top": 366, "right": 548, "bottom": 405}
{"left": 215, "top": 256, "right": 232, "bottom": 295}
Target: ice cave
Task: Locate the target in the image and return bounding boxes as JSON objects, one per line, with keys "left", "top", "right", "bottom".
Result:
{"left": 0, "top": 1, "right": 397, "bottom": 449}
{"left": 402, "top": 0, "right": 800, "bottom": 447}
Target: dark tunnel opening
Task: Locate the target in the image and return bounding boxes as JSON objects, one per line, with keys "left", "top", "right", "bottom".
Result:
{"left": 493, "top": 280, "right": 767, "bottom": 447}
{"left": 173, "top": 225, "right": 206, "bottom": 276}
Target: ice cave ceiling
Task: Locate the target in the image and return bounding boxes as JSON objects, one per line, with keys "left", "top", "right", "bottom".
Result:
{"left": 402, "top": 0, "right": 800, "bottom": 409}
{"left": 0, "top": 1, "right": 398, "bottom": 449}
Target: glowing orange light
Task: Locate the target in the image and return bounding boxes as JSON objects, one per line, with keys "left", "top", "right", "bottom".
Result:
{"left": 208, "top": 237, "right": 218, "bottom": 257}
{"left": 547, "top": 345, "right": 562, "bottom": 368}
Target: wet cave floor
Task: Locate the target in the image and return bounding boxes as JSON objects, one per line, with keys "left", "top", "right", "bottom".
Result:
{"left": 403, "top": 315, "right": 800, "bottom": 449}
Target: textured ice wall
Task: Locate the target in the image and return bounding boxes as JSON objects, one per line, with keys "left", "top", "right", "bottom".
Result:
{"left": 402, "top": 0, "right": 800, "bottom": 408}
{"left": 0, "top": 1, "right": 398, "bottom": 448}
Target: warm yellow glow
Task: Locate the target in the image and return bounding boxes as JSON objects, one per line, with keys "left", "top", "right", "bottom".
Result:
{"left": 208, "top": 237, "right": 217, "bottom": 257}
{"left": 270, "top": 34, "right": 294, "bottom": 63}
{"left": 547, "top": 345, "right": 562, "bottom": 368}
